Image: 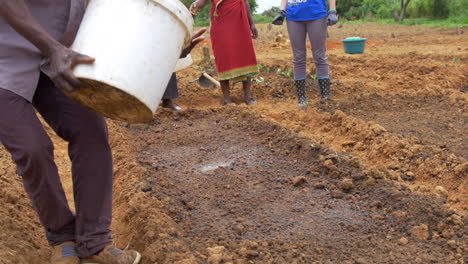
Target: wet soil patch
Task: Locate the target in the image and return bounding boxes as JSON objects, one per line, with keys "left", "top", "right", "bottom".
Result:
{"left": 128, "top": 108, "right": 464, "bottom": 263}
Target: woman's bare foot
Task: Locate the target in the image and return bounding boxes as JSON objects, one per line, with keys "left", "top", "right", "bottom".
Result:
{"left": 244, "top": 96, "right": 257, "bottom": 105}
{"left": 242, "top": 78, "right": 256, "bottom": 105}
{"left": 222, "top": 97, "right": 234, "bottom": 106}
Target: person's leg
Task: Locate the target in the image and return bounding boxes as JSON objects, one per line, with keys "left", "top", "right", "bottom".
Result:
{"left": 32, "top": 74, "right": 113, "bottom": 258}
{"left": 287, "top": 20, "right": 308, "bottom": 80}
{"left": 0, "top": 88, "right": 76, "bottom": 245}
{"left": 307, "top": 17, "right": 331, "bottom": 99}
{"left": 242, "top": 77, "right": 257, "bottom": 105}
{"left": 220, "top": 80, "right": 233, "bottom": 105}
{"left": 162, "top": 73, "right": 182, "bottom": 111}
{"left": 287, "top": 20, "right": 308, "bottom": 106}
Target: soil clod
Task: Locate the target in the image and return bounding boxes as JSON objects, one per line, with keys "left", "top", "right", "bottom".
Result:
{"left": 292, "top": 176, "right": 307, "bottom": 187}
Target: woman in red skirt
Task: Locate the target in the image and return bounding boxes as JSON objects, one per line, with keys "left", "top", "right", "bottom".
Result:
{"left": 190, "top": 0, "right": 259, "bottom": 105}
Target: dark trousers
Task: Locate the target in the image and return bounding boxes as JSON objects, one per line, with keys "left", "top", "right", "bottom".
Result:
{"left": 0, "top": 73, "right": 113, "bottom": 258}
{"left": 162, "top": 72, "right": 179, "bottom": 100}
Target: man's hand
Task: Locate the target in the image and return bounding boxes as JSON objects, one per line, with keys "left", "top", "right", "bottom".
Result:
{"left": 181, "top": 27, "right": 207, "bottom": 58}
{"left": 327, "top": 10, "right": 338, "bottom": 26}
{"left": 47, "top": 46, "right": 95, "bottom": 91}
{"left": 251, "top": 24, "right": 258, "bottom": 39}
{"left": 272, "top": 10, "right": 286, "bottom": 26}
{"left": 1, "top": 0, "right": 94, "bottom": 91}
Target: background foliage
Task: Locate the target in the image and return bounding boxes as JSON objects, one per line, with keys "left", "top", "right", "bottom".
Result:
{"left": 180, "top": 0, "right": 467, "bottom": 26}
{"left": 334, "top": 0, "right": 467, "bottom": 23}
{"left": 180, "top": 0, "right": 258, "bottom": 26}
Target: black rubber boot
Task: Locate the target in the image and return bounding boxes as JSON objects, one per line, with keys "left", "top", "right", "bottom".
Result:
{"left": 295, "top": 79, "right": 307, "bottom": 107}
{"left": 318, "top": 78, "right": 331, "bottom": 99}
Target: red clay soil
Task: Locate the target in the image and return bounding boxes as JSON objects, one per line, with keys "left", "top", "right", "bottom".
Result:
{"left": 0, "top": 23, "right": 466, "bottom": 264}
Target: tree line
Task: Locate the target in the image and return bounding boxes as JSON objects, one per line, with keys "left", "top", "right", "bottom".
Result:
{"left": 179, "top": 0, "right": 467, "bottom": 24}
{"left": 335, "top": 0, "right": 467, "bottom": 21}
{"left": 180, "top": 0, "right": 258, "bottom": 25}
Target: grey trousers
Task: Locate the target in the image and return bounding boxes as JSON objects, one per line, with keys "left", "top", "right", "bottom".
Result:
{"left": 162, "top": 73, "right": 179, "bottom": 100}
{"left": 0, "top": 73, "right": 113, "bottom": 258}
{"left": 287, "top": 17, "right": 329, "bottom": 79}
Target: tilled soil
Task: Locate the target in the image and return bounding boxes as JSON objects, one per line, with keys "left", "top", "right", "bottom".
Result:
{"left": 127, "top": 109, "right": 465, "bottom": 263}
{"left": 177, "top": 23, "right": 467, "bottom": 212}
{"left": 318, "top": 94, "right": 467, "bottom": 158}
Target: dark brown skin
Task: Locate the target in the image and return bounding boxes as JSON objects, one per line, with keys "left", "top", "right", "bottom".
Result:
{"left": 220, "top": 77, "right": 256, "bottom": 106}
{"left": 191, "top": 0, "right": 257, "bottom": 105}
{"left": 0, "top": 0, "right": 94, "bottom": 92}
{"left": 223, "top": 0, "right": 259, "bottom": 105}
{"left": 181, "top": 28, "right": 207, "bottom": 58}
{"left": 244, "top": 0, "right": 258, "bottom": 39}
{"left": 0, "top": 0, "right": 206, "bottom": 91}
{"left": 190, "top": 0, "right": 257, "bottom": 39}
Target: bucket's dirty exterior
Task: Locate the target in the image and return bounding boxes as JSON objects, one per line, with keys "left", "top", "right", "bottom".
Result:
{"left": 342, "top": 37, "right": 367, "bottom": 54}
{"left": 69, "top": 0, "right": 193, "bottom": 123}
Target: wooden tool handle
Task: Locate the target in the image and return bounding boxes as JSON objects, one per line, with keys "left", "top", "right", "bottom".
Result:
{"left": 202, "top": 72, "right": 221, "bottom": 88}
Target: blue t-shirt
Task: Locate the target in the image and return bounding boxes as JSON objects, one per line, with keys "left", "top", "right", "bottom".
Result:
{"left": 286, "top": 0, "right": 328, "bottom": 21}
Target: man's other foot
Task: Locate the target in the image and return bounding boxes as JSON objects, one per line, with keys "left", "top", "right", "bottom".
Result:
{"left": 50, "top": 242, "right": 79, "bottom": 264}
{"left": 80, "top": 245, "right": 141, "bottom": 264}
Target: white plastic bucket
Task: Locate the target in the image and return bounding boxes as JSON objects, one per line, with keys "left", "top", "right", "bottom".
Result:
{"left": 175, "top": 54, "right": 193, "bottom": 72}
{"left": 69, "top": 0, "right": 193, "bottom": 123}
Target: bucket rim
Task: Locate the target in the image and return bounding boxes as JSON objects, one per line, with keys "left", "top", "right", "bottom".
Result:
{"left": 151, "top": 0, "right": 194, "bottom": 49}
{"left": 342, "top": 37, "right": 368, "bottom": 42}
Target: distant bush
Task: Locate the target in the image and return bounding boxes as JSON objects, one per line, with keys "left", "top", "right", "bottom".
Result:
{"left": 261, "top": 7, "right": 280, "bottom": 18}
{"left": 180, "top": 0, "right": 466, "bottom": 26}
{"left": 337, "top": 0, "right": 467, "bottom": 22}
{"left": 180, "top": 0, "right": 259, "bottom": 27}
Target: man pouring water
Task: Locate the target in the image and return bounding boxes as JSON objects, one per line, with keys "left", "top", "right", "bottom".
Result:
{"left": 0, "top": 0, "right": 205, "bottom": 263}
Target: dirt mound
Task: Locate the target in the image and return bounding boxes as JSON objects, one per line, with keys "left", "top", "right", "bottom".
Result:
{"left": 0, "top": 147, "right": 49, "bottom": 264}
{"left": 330, "top": 93, "right": 468, "bottom": 158}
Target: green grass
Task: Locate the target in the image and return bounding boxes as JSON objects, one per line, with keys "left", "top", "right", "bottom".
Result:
{"left": 194, "top": 19, "right": 210, "bottom": 27}
{"left": 342, "top": 17, "right": 467, "bottom": 27}
{"left": 253, "top": 14, "right": 273, "bottom": 24}
{"left": 194, "top": 15, "right": 272, "bottom": 27}
{"left": 196, "top": 14, "right": 467, "bottom": 28}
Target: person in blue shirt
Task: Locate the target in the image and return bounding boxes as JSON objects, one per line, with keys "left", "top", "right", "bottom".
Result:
{"left": 273, "top": 0, "right": 338, "bottom": 106}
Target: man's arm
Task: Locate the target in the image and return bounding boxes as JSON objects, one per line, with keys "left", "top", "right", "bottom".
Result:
{"left": 0, "top": 0, "right": 94, "bottom": 91}
{"left": 0, "top": 0, "right": 61, "bottom": 56}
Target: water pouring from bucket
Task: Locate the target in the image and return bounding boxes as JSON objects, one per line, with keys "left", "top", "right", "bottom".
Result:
{"left": 67, "top": 0, "right": 196, "bottom": 123}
